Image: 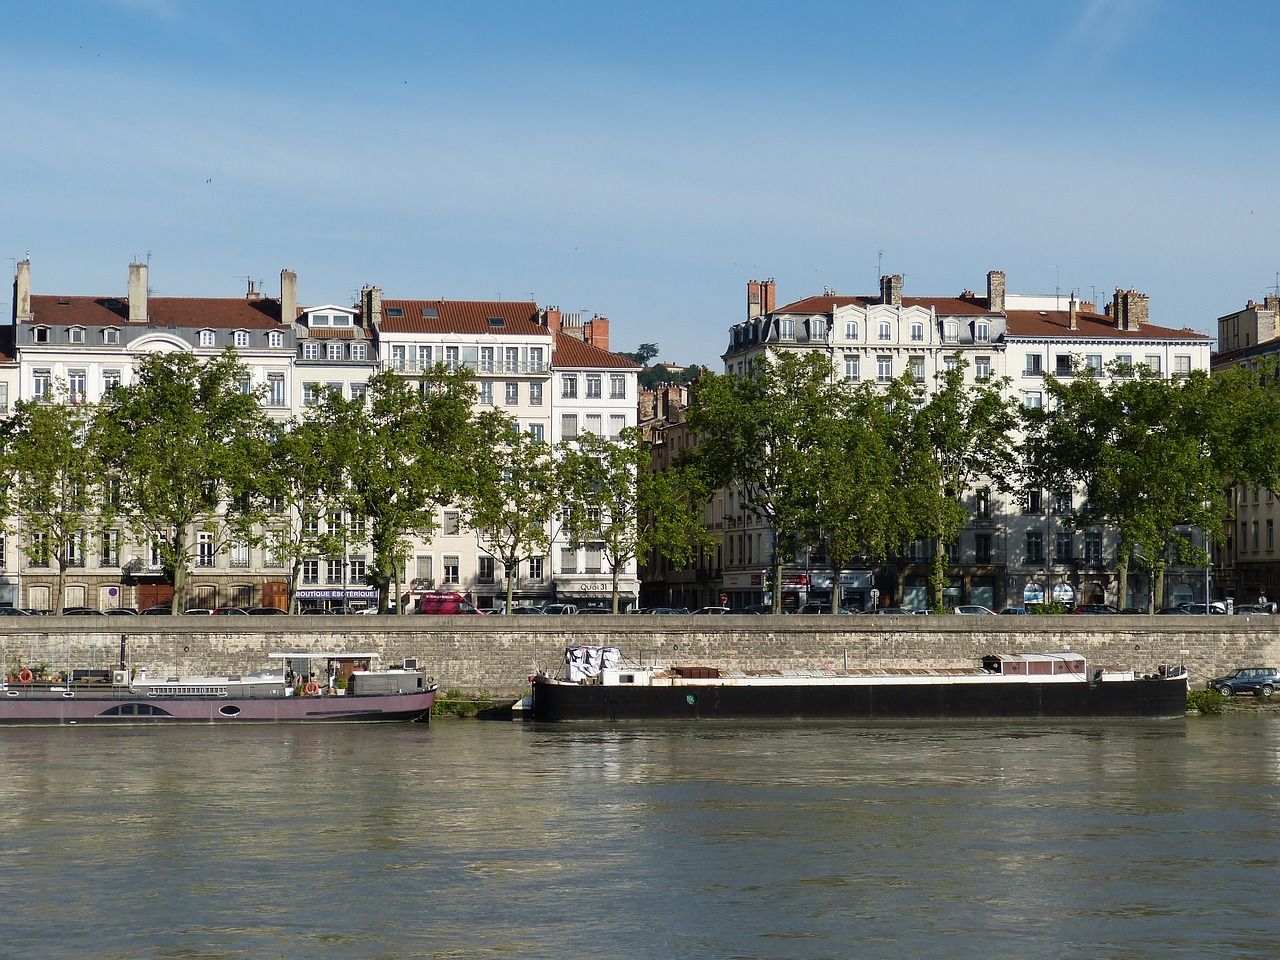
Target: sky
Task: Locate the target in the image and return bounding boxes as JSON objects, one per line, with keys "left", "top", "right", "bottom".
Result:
{"left": 4, "top": 0, "right": 1279, "bottom": 367}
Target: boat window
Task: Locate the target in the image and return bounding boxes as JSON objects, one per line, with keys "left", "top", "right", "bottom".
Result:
{"left": 619, "top": 674, "right": 635, "bottom": 684}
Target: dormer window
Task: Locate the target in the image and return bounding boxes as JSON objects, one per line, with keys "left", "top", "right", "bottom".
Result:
{"left": 878, "top": 321, "right": 892, "bottom": 340}
{"left": 910, "top": 322, "right": 924, "bottom": 342}
{"left": 810, "top": 318, "right": 827, "bottom": 340}
{"left": 234, "top": 330, "right": 249, "bottom": 348}
{"left": 975, "top": 322, "right": 990, "bottom": 343}
{"left": 103, "top": 328, "right": 121, "bottom": 345}
{"left": 268, "top": 331, "right": 284, "bottom": 349}
{"left": 327, "top": 342, "right": 344, "bottom": 361}
{"left": 302, "top": 342, "right": 320, "bottom": 361}
{"left": 944, "top": 320, "right": 959, "bottom": 342}
{"left": 778, "top": 319, "right": 794, "bottom": 340}
{"left": 199, "top": 329, "right": 216, "bottom": 347}
{"left": 351, "top": 342, "right": 367, "bottom": 361}
{"left": 845, "top": 320, "right": 859, "bottom": 340}
{"left": 33, "top": 326, "right": 49, "bottom": 343}
{"left": 69, "top": 327, "right": 86, "bottom": 344}
{"left": 311, "top": 313, "right": 331, "bottom": 327}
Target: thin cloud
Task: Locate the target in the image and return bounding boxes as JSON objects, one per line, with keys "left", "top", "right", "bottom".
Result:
{"left": 1053, "top": 0, "right": 1159, "bottom": 68}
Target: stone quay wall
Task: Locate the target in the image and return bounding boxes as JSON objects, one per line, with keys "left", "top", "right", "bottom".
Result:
{"left": 3, "top": 615, "right": 1279, "bottom": 699}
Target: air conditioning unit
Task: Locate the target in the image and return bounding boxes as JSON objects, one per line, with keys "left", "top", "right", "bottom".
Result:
{"left": 403, "top": 658, "right": 418, "bottom": 670}
{"left": 112, "top": 670, "right": 129, "bottom": 685}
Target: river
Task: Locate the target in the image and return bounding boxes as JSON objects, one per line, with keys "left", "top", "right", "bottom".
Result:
{"left": 1, "top": 715, "right": 1276, "bottom": 959}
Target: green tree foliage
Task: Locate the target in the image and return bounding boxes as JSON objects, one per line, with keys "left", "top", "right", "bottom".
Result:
{"left": 1021, "top": 363, "right": 1280, "bottom": 611}
{"left": 92, "top": 351, "right": 272, "bottom": 612}
{"left": 313, "top": 368, "right": 504, "bottom": 613}
{"left": 560, "top": 428, "right": 711, "bottom": 613}
{"left": 618, "top": 343, "right": 659, "bottom": 365}
{"left": 466, "top": 427, "right": 562, "bottom": 614}
{"left": 0, "top": 392, "right": 101, "bottom": 614}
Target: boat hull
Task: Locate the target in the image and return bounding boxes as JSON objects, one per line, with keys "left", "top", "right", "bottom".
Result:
{"left": 531, "top": 676, "right": 1187, "bottom": 722}
{"left": 0, "top": 689, "right": 436, "bottom": 725}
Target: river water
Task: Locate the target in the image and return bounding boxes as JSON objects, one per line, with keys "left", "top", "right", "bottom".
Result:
{"left": 1, "top": 716, "right": 1277, "bottom": 960}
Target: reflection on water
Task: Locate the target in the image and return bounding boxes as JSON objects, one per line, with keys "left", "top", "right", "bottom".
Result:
{"left": 0, "top": 718, "right": 1277, "bottom": 959}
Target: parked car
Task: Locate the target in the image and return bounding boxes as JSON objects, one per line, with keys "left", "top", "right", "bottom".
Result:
{"left": 104, "top": 608, "right": 138, "bottom": 616}
{"left": 1207, "top": 667, "right": 1279, "bottom": 697}
{"left": 61, "top": 607, "right": 106, "bottom": 616}
{"left": 740, "top": 603, "right": 769, "bottom": 615}
{"left": 541, "top": 603, "right": 579, "bottom": 615}
{"left": 245, "top": 606, "right": 288, "bottom": 615}
{"left": 211, "top": 606, "right": 247, "bottom": 616}
{"left": 297, "top": 607, "right": 332, "bottom": 615}
{"left": 577, "top": 607, "right": 612, "bottom": 615}
{"left": 184, "top": 608, "right": 214, "bottom": 616}
{"left": 1181, "top": 602, "right": 1227, "bottom": 615}
{"left": 416, "top": 592, "right": 484, "bottom": 615}
{"left": 871, "top": 607, "right": 912, "bottom": 615}
{"left": 1233, "top": 603, "right": 1271, "bottom": 615}
{"left": 140, "top": 605, "right": 173, "bottom": 615}
{"left": 640, "top": 607, "right": 687, "bottom": 615}
{"left": 1074, "top": 604, "right": 1120, "bottom": 615}
{"left": 507, "top": 606, "right": 546, "bottom": 615}
{"left": 693, "top": 606, "right": 733, "bottom": 615}
{"left": 0, "top": 607, "right": 32, "bottom": 616}
{"left": 951, "top": 605, "right": 996, "bottom": 615}
{"left": 999, "top": 606, "right": 1030, "bottom": 615}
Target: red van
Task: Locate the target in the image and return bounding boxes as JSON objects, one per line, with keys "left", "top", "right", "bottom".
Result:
{"left": 416, "top": 592, "right": 484, "bottom": 615}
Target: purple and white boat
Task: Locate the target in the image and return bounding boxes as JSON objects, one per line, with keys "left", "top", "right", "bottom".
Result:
{"left": 1, "top": 652, "right": 436, "bottom": 724}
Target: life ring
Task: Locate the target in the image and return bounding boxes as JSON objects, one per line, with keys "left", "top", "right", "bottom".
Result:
{"left": 304, "top": 681, "right": 320, "bottom": 696}
{"left": 17, "top": 669, "right": 33, "bottom": 684}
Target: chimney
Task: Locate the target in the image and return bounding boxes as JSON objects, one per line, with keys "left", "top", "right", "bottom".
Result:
{"left": 1112, "top": 288, "right": 1149, "bottom": 332}
{"left": 280, "top": 269, "right": 297, "bottom": 327}
{"left": 1069, "top": 294, "right": 1078, "bottom": 331}
{"left": 747, "top": 280, "right": 762, "bottom": 319}
{"left": 361, "top": 285, "right": 383, "bottom": 328}
{"left": 543, "top": 306, "right": 563, "bottom": 335}
{"left": 762, "top": 279, "right": 776, "bottom": 314}
{"left": 987, "top": 270, "right": 1006, "bottom": 313}
{"left": 879, "top": 274, "right": 902, "bottom": 306}
{"left": 13, "top": 258, "right": 31, "bottom": 322}
{"left": 245, "top": 278, "right": 263, "bottom": 301}
{"left": 128, "top": 261, "right": 148, "bottom": 323}
{"left": 583, "top": 315, "right": 610, "bottom": 352}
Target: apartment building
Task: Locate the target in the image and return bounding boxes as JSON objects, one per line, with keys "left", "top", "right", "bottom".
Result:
{"left": 678, "top": 270, "right": 1213, "bottom": 612}
{"left": 2, "top": 259, "right": 639, "bottom": 612}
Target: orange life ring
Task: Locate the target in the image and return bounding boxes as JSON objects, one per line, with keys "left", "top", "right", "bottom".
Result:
{"left": 17, "top": 669, "right": 33, "bottom": 683}
{"left": 304, "top": 681, "right": 320, "bottom": 696}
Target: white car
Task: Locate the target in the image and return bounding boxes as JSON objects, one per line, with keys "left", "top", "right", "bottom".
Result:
{"left": 951, "top": 605, "right": 997, "bottom": 615}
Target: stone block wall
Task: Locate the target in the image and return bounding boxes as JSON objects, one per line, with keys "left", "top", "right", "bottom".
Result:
{"left": 3, "top": 615, "right": 1277, "bottom": 699}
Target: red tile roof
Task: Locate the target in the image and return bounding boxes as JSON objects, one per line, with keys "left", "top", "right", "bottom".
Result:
{"left": 1004, "top": 309, "right": 1210, "bottom": 341}
{"left": 378, "top": 299, "right": 548, "bottom": 336}
{"left": 552, "top": 331, "right": 640, "bottom": 369}
{"left": 29, "top": 295, "right": 285, "bottom": 328}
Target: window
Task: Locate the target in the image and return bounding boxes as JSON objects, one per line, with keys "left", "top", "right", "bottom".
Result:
{"left": 845, "top": 320, "right": 859, "bottom": 340}
{"left": 302, "top": 341, "right": 320, "bottom": 360}
{"left": 779, "top": 319, "right": 794, "bottom": 340}
{"left": 561, "top": 412, "right": 579, "bottom": 437}
{"left": 975, "top": 487, "right": 991, "bottom": 519}
{"left": 1025, "top": 531, "right": 1044, "bottom": 564}
{"left": 199, "top": 330, "right": 216, "bottom": 347}
{"left": 327, "top": 341, "right": 344, "bottom": 361}
{"left": 942, "top": 320, "right": 958, "bottom": 342}
{"left": 878, "top": 321, "right": 891, "bottom": 340}
{"left": 609, "top": 414, "right": 626, "bottom": 439}
{"left": 909, "top": 356, "right": 924, "bottom": 381}
{"left": 68, "top": 327, "right": 85, "bottom": 343}
{"left": 478, "top": 556, "right": 496, "bottom": 583}
{"left": 560, "top": 546, "right": 577, "bottom": 574}
{"left": 504, "top": 347, "right": 520, "bottom": 373}
{"left": 1025, "top": 354, "right": 1043, "bottom": 375}
{"left": 445, "top": 346, "right": 459, "bottom": 370}
{"left": 1144, "top": 355, "right": 1162, "bottom": 374}
{"left": 975, "top": 532, "right": 992, "bottom": 564}
{"left": 843, "top": 355, "right": 859, "bottom": 381}
{"left": 1083, "top": 531, "right": 1103, "bottom": 566}
{"left": 1085, "top": 354, "right": 1103, "bottom": 376}
{"left": 1055, "top": 354, "right": 1073, "bottom": 376}
{"left": 302, "top": 559, "right": 319, "bottom": 584}
{"left": 349, "top": 557, "right": 366, "bottom": 582}
{"left": 562, "top": 375, "right": 578, "bottom": 398}
{"left": 303, "top": 383, "right": 323, "bottom": 406}
{"left": 0, "top": 383, "right": 6, "bottom": 414}
{"left": 811, "top": 318, "right": 827, "bottom": 340}
{"left": 610, "top": 374, "right": 626, "bottom": 399}
{"left": 65, "top": 534, "right": 85, "bottom": 568}
{"left": 442, "top": 555, "right": 460, "bottom": 584}
{"left": 975, "top": 357, "right": 991, "bottom": 380}
{"left": 33, "top": 370, "right": 51, "bottom": 401}
{"left": 505, "top": 381, "right": 519, "bottom": 405}
{"left": 910, "top": 322, "right": 924, "bottom": 342}
{"left": 350, "top": 342, "right": 367, "bottom": 361}
{"left": 1024, "top": 392, "right": 1042, "bottom": 410}
{"left": 197, "top": 532, "right": 215, "bottom": 568}
{"left": 1055, "top": 531, "right": 1073, "bottom": 562}
{"left": 876, "top": 356, "right": 892, "bottom": 382}
{"left": 529, "top": 347, "right": 544, "bottom": 371}
{"left": 415, "top": 345, "right": 432, "bottom": 371}
{"left": 478, "top": 381, "right": 494, "bottom": 405}
{"left": 975, "top": 322, "right": 989, "bottom": 343}
{"left": 311, "top": 313, "right": 331, "bottom": 327}
{"left": 1115, "top": 354, "right": 1133, "bottom": 376}
{"left": 585, "top": 544, "right": 603, "bottom": 574}
{"left": 68, "top": 370, "right": 87, "bottom": 404}
{"left": 415, "top": 555, "right": 433, "bottom": 582}
{"left": 231, "top": 544, "right": 250, "bottom": 568}
{"left": 585, "top": 413, "right": 602, "bottom": 435}
{"left": 1174, "top": 355, "right": 1192, "bottom": 377}
{"left": 390, "top": 345, "right": 407, "bottom": 371}
{"left": 103, "top": 328, "right": 120, "bottom": 344}
{"left": 1269, "top": 519, "right": 1275, "bottom": 551}
{"left": 586, "top": 375, "right": 602, "bottom": 399}
{"left": 234, "top": 330, "right": 249, "bottom": 348}
{"left": 267, "top": 374, "right": 286, "bottom": 407}
{"left": 529, "top": 382, "right": 543, "bottom": 406}
{"left": 1024, "top": 489, "right": 1043, "bottom": 514}
{"left": 100, "top": 530, "right": 120, "bottom": 567}
{"left": 33, "top": 326, "right": 49, "bottom": 343}
{"left": 325, "top": 559, "right": 343, "bottom": 583}
{"left": 527, "top": 556, "right": 544, "bottom": 581}
{"left": 444, "top": 511, "right": 461, "bottom": 536}
{"left": 1053, "top": 490, "right": 1072, "bottom": 514}
{"left": 269, "top": 331, "right": 284, "bottom": 349}
{"left": 528, "top": 423, "right": 545, "bottom": 442}
{"left": 480, "top": 346, "right": 494, "bottom": 373}
{"left": 349, "top": 382, "right": 366, "bottom": 402}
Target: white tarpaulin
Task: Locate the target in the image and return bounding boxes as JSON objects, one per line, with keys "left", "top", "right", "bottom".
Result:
{"left": 564, "top": 645, "right": 621, "bottom": 681}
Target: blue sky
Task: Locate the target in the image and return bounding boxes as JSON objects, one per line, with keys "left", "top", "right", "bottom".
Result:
{"left": 4, "top": 0, "right": 1279, "bottom": 365}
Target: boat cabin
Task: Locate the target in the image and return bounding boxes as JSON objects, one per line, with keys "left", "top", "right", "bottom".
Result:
{"left": 982, "top": 653, "right": 1086, "bottom": 676}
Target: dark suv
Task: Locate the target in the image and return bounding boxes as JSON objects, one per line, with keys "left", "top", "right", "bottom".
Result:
{"left": 1208, "top": 667, "right": 1278, "bottom": 697}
